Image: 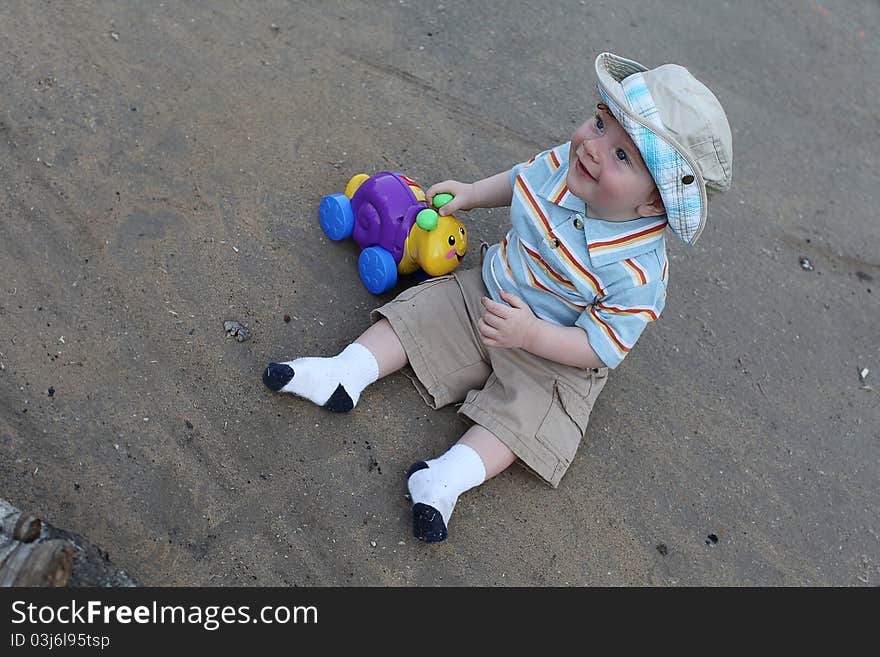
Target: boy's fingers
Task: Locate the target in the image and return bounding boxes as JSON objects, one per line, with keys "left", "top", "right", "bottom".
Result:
{"left": 477, "top": 317, "right": 500, "bottom": 339}
{"left": 499, "top": 290, "right": 525, "bottom": 308}
{"left": 479, "top": 330, "right": 499, "bottom": 347}
{"left": 481, "top": 296, "right": 512, "bottom": 317}
{"left": 427, "top": 185, "right": 458, "bottom": 215}
{"left": 438, "top": 200, "right": 460, "bottom": 216}
{"left": 481, "top": 310, "right": 503, "bottom": 329}
{"left": 426, "top": 181, "right": 453, "bottom": 201}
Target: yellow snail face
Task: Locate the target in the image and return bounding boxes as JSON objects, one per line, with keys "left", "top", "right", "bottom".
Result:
{"left": 415, "top": 213, "right": 468, "bottom": 276}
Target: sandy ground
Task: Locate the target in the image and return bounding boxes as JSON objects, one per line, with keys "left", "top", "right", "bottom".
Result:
{"left": 0, "top": 0, "right": 877, "bottom": 586}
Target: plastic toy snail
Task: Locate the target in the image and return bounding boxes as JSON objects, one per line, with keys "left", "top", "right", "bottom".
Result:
{"left": 319, "top": 172, "right": 468, "bottom": 294}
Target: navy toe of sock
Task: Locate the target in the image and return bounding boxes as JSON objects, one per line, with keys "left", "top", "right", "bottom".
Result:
{"left": 412, "top": 502, "right": 448, "bottom": 543}
{"left": 322, "top": 384, "right": 354, "bottom": 412}
{"left": 263, "top": 363, "right": 294, "bottom": 392}
{"left": 406, "top": 461, "right": 429, "bottom": 479}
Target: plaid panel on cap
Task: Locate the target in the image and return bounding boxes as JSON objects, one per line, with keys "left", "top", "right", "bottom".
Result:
{"left": 597, "top": 73, "right": 704, "bottom": 244}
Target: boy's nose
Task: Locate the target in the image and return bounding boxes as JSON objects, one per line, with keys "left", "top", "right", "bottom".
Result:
{"left": 582, "top": 139, "right": 600, "bottom": 165}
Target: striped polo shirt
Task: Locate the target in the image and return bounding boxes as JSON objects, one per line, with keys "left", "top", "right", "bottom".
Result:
{"left": 482, "top": 142, "right": 669, "bottom": 369}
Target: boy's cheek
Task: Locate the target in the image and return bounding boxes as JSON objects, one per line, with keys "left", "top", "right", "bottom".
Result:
{"left": 565, "top": 171, "right": 590, "bottom": 203}
{"left": 569, "top": 125, "right": 587, "bottom": 148}
{"left": 565, "top": 142, "right": 577, "bottom": 167}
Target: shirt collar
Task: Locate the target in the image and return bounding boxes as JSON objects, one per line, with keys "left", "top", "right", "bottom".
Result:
{"left": 536, "top": 144, "right": 668, "bottom": 266}
{"left": 536, "top": 153, "right": 587, "bottom": 213}
{"left": 583, "top": 214, "right": 668, "bottom": 267}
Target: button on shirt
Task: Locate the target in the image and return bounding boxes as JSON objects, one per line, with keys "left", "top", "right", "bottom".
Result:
{"left": 482, "top": 142, "right": 670, "bottom": 369}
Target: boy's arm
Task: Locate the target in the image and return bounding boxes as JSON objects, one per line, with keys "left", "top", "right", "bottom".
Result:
{"left": 469, "top": 170, "right": 514, "bottom": 209}
{"left": 430, "top": 144, "right": 559, "bottom": 213}
{"left": 524, "top": 318, "right": 607, "bottom": 369}
{"left": 478, "top": 291, "right": 607, "bottom": 370}
{"left": 426, "top": 169, "right": 513, "bottom": 215}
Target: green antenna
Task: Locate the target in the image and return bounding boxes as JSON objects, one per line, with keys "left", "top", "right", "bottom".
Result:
{"left": 432, "top": 193, "right": 454, "bottom": 209}
{"left": 416, "top": 208, "right": 439, "bottom": 231}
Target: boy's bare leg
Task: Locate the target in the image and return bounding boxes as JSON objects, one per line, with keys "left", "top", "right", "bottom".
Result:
{"left": 406, "top": 424, "right": 516, "bottom": 543}
{"left": 457, "top": 424, "right": 517, "bottom": 478}
{"left": 354, "top": 318, "right": 408, "bottom": 378}
{"left": 262, "top": 317, "right": 407, "bottom": 412}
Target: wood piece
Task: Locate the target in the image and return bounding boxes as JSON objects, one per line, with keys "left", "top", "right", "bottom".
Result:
{"left": 0, "top": 497, "right": 137, "bottom": 587}
{"left": 1, "top": 498, "right": 42, "bottom": 542}
{"left": 0, "top": 540, "right": 73, "bottom": 587}
{"left": 13, "top": 514, "right": 41, "bottom": 542}
{"left": 0, "top": 534, "right": 18, "bottom": 568}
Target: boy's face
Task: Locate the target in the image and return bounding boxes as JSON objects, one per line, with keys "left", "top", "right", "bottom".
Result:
{"left": 566, "top": 104, "right": 665, "bottom": 221}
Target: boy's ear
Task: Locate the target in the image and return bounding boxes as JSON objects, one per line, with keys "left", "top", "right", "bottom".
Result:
{"left": 636, "top": 189, "right": 666, "bottom": 218}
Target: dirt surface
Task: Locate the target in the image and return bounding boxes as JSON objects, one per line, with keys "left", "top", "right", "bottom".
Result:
{"left": 0, "top": 1, "right": 877, "bottom": 585}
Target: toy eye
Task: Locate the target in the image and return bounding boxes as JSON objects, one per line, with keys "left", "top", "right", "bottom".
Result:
{"left": 448, "top": 235, "right": 456, "bottom": 246}
{"left": 459, "top": 227, "right": 465, "bottom": 235}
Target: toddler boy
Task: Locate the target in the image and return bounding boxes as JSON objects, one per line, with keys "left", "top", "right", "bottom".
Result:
{"left": 263, "top": 52, "right": 733, "bottom": 543}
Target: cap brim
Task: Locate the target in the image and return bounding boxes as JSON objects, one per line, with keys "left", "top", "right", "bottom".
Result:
{"left": 594, "top": 52, "right": 708, "bottom": 245}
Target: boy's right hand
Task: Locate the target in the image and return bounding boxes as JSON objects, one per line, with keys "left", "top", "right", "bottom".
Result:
{"left": 426, "top": 180, "right": 477, "bottom": 216}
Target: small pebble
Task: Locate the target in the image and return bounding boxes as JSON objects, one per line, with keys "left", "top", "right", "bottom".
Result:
{"left": 224, "top": 320, "right": 251, "bottom": 342}
{"left": 283, "top": 314, "right": 291, "bottom": 323}
{"left": 799, "top": 257, "right": 814, "bottom": 271}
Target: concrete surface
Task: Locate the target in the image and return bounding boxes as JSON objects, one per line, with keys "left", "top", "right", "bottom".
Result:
{"left": 0, "top": 0, "right": 877, "bottom": 586}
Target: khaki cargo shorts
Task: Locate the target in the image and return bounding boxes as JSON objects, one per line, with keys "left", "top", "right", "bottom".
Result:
{"left": 369, "top": 266, "right": 609, "bottom": 488}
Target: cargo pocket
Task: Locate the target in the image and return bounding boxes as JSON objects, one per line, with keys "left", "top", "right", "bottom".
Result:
{"left": 534, "top": 378, "right": 594, "bottom": 483}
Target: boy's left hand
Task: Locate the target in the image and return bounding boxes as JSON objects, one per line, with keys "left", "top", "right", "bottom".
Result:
{"left": 478, "top": 291, "right": 539, "bottom": 350}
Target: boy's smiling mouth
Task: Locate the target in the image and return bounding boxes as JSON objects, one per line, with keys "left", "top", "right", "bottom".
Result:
{"left": 575, "top": 157, "right": 596, "bottom": 181}
{"left": 573, "top": 144, "right": 597, "bottom": 182}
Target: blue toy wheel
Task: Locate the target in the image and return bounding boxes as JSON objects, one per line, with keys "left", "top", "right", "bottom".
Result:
{"left": 358, "top": 246, "right": 398, "bottom": 294}
{"left": 319, "top": 193, "right": 355, "bottom": 241}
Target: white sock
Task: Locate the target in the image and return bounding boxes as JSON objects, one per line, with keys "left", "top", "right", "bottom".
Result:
{"left": 408, "top": 443, "right": 487, "bottom": 530}
{"left": 269, "top": 342, "right": 379, "bottom": 411}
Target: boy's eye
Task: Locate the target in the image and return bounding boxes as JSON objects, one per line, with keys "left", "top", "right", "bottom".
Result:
{"left": 616, "top": 148, "right": 628, "bottom": 162}
{"left": 595, "top": 115, "right": 604, "bottom": 131}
